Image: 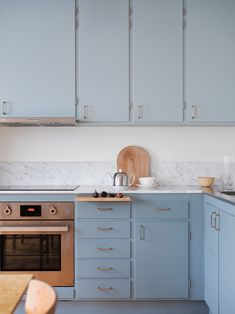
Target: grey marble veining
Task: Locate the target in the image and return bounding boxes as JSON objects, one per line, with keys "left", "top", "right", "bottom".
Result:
{"left": 0, "top": 161, "right": 234, "bottom": 186}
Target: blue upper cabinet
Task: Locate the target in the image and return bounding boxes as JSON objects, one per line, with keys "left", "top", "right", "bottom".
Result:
{"left": 78, "top": 0, "right": 129, "bottom": 123}
{"left": 186, "top": 0, "right": 235, "bottom": 123}
{"left": 131, "top": 0, "right": 184, "bottom": 123}
{"left": 0, "top": 0, "right": 76, "bottom": 121}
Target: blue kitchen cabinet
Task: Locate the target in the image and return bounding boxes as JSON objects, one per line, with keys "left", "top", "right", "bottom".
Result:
{"left": 205, "top": 196, "right": 235, "bottom": 314}
{"left": 131, "top": 0, "right": 183, "bottom": 123}
{"left": 219, "top": 209, "right": 235, "bottom": 314}
{"left": 78, "top": 0, "right": 129, "bottom": 123}
{"left": 186, "top": 0, "right": 235, "bottom": 122}
{"left": 0, "top": 0, "right": 76, "bottom": 121}
{"left": 204, "top": 202, "right": 219, "bottom": 314}
{"left": 133, "top": 195, "right": 189, "bottom": 298}
{"left": 75, "top": 197, "right": 131, "bottom": 299}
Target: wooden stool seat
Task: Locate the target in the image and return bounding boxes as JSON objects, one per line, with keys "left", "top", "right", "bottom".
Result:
{"left": 25, "top": 279, "right": 57, "bottom": 314}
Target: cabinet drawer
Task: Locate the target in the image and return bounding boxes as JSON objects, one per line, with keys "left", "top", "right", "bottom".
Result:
{"left": 77, "top": 221, "right": 130, "bottom": 238}
{"left": 77, "top": 202, "right": 130, "bottom": 219}
{"left": 77, "top": 239, "right": 130, "bottom": 258}
{"left": 134, "top": 201, "right": 189, "bottom": 219}
{"left": 77, "top": 279, "right": 130, "bottom": 299}
{"left": 77, "top": 259, "right": 130, "bottom": 278}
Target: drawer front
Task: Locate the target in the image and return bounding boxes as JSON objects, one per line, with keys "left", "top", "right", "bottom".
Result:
{"left": 77, "top": 279, "right": 130, "bottom": 299}
{"left": 134, "top": 201, "right": 189, "bottom": 219}
{"left": 77, "top": 202, "right": 130, "bottom": 219}
{"left": 77, "top": 221, "right": 130, "bottom": 238}
{"left": 77, "top": 239, "right": 130, "bottom": 258}
{"left": 77, "top": 259, "right": 130, "bottom": 278}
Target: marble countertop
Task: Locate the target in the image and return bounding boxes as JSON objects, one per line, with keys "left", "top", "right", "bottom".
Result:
{"left": 0, "top": 185, "right": 234, "bottom": 205}
{"left": 76, "top": 185, "right": 204, "bottom": 194}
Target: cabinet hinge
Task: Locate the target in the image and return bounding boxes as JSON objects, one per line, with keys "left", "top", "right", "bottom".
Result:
{"left": 129, "top": 20, "right": 133, "bottom": 29}
{"left": 129, "top": 101, "right": 133, "bottom": 110}
{"left": 189, "top": 231, "right": 192, "bottom": 241}
{"left": 183, "top": 19, "right": 186, "bottom": 29}
{"left": 75, "top": 96, "right": 79, "bottom": 106}
{"left": 129, "top": 7, "right": 133, "bottom": 16}
{"left": 183, "top": 7, "right": 186, "bottom": 17}
{"left": 75, "top": 6, "right": 79, "bottom": 29}
{"left": 188, "top": 279, "right": 191, "bottom": 289}
{"left": 182, "top": 101, "right": 186, "bottom": 110}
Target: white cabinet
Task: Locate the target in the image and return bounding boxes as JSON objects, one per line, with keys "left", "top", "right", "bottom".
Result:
{"left": 186, "top": 0, "right": 235, "bottom": 122}
{"left": 78, "top": 0, "right": 129, "bottom": 123}
{"left": 0, "top": 0, "right": 76, "bottom": 121}
{"left": 131, "top": 0, "right": 183, "bottom": 123}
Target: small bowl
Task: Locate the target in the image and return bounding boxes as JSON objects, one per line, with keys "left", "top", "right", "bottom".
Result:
{"left": 198, "top": 176, "right": 215, "bottom": 187}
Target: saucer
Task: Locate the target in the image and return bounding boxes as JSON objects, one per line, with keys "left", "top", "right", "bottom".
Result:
{"left": 113, "top": 186, "right": 128, "bottom": 190}
{"left": 136, "top": 183, "right": 159, "bottom": 189}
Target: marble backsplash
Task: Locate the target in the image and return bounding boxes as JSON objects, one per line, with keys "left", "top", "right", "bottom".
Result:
{"left": 0, "top": 161, "right": 234, "bottom": 187}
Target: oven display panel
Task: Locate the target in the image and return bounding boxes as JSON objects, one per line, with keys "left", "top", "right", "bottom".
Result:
{"left": 20, "top": 205, "right": 41, "bottom": 216}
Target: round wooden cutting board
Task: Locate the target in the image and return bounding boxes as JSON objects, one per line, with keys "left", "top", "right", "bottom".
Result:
{"left": 117, "top": 146, "right": 150, "bottom": 186}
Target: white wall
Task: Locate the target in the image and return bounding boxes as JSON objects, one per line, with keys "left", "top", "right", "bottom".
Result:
{"left": 0, "top": 126, "right": 234, "bottom": 162}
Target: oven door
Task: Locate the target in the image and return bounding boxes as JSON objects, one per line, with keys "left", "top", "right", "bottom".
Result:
{"left": 0, "top": 220, "right": 74, "bottom": 286}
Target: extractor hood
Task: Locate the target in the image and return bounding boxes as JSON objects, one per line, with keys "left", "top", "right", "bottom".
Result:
{"left": 0, "top": 117, "right": 78, "bottom": 126}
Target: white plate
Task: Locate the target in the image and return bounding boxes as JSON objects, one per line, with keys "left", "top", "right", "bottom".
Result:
{"left": 136, "top": 183, "right": 159, "bottom": 189}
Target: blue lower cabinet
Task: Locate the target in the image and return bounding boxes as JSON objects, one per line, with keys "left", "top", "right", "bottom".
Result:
{"left": 77, "top": 259, "right": 130, "bottom": 278}
{"left": 204, "top": 202, "right": 219, "bottom": 314}
{"left": 77, "top": 221, "right": 130, "bottom": 238}
{"left": 55, "top": 287, "right": 75, "bottom": 300}
{"left": 219, "top": 210, "right": 235, "bottom": 314}
{"left": 77, "top": 279, "right": 130, "bottom": 299}
{"left": 134, "top": 221, "right": 189, "bottom": 299}
{"left": 77, "top": 239, "right": 130, "bottom": 259}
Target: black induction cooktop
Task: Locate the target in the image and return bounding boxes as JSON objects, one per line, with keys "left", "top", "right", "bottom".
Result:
{"left": 0, "top": 185, "right": 79, "bottom": 191}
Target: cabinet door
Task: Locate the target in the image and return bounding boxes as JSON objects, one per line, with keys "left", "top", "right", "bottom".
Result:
{"left": 186, "top": 0, "right": 235, "bottom": 122}
{"left": 219, "top": 210, "right": 235, "bottom": 314}
{"left": 0, "top": 0, "right": 75, "bottom": 118}
{"left": 204, "top": 203, "right": 218, "bottom": 314}
{"left": 132, "top": 0, "right": 183, "bottom": 123}
{"left": 134, "top": 221, "right": 188, "bottom": 298}
{"left": 78, "top": 0, "right": 129, "bottom": 123}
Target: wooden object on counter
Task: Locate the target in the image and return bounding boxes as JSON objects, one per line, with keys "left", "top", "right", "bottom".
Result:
{"left": 0, "top": 274, "right": 33, "bottom": 314}
{"left": 76, "top": 196, "right": 131, "bottom": 202}
{"left": 117, "top": 146, "right": 150, "bottom": 186}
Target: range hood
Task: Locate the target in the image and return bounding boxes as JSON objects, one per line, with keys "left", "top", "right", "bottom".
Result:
{"left": 0, "top": 117, "right": 78, "bottom": 126}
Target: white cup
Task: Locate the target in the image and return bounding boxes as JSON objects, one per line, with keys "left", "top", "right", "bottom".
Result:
{"left": 138, "top": 177, "right": 158, "bottom": 186}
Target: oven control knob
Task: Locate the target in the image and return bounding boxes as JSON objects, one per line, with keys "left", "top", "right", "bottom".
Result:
{"left": 49, "top": 205, "right": 57, "bottom": 215}
{"left": 4, "top": 206, "right": 12, "bottom": 216}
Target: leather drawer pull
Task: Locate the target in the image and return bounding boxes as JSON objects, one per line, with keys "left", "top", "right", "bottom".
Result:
{"left": 97, "top": 227, "right": 113, "bottom": 231}
{"left": 97, "top": 247, "right": 113, "bottom": 251}
{"left": 96, "top": 286, "right": 113, "bottom": 291}
{"left": 96, "top": 266, "right": 113, "bottom": 271}
{"left": 97, "top": 207, "right": 112, "bottom": 211}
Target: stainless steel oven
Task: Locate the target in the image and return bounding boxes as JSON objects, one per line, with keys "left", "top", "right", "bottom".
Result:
{"left": 0, "top": 202, "right": 74, "bottom": 287}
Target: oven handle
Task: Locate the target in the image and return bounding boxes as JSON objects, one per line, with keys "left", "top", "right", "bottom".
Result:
{"left": 0, "top": 225, "right": 69, "bottom": 234}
